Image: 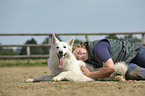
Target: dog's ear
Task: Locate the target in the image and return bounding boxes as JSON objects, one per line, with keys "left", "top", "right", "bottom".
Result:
{"left": 67, "top": 37, "right": 74, "bottom": 47}
{"left": 52, "top": 34, "right": 59, "bottom": 44}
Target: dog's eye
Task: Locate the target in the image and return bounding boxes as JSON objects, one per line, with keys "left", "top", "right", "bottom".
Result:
{"left": 56, "top": 46, "right": 59, "bottom": 49}
{"left": 63, "top": 46, "right": 66, "bottom": 48}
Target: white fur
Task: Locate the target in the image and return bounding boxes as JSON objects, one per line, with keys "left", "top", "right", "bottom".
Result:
{"left": 50, "top": 34, "right": 94, "bottom": 81}
{"left": 114, "top": 62, "right": 128, "bottom": 77}
{"left": 26, "top": 34, "right": 128, "bottom": 82}
{"left": 27, "top": 34, "right": 94, "bottom": 82}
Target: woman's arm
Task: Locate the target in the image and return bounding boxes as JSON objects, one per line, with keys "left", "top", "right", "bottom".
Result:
{"left": 81, "top": 58, "right": 115, "bottom": 78}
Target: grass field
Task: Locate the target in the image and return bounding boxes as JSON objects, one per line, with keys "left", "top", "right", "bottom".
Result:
{"left": 0, "top": 59, "right": 48, "bottom": 67}
{"left": 0, "top": 60, "right": 145, "bottom": 96}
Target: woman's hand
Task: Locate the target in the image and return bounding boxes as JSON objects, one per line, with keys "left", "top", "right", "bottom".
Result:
{"left": 81, "top": 65, "right": 91, "bottom": 77}
{"left": 81, "top": 58, "right": 115, "bottom": 78}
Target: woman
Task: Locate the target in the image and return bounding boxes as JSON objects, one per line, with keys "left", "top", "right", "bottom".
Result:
{"left": 73, "top": 38, "right": 145, "bottom": 80}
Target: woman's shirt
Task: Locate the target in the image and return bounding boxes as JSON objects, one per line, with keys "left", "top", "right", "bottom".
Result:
{"left": 86, "top": 39, "right": 142, "bottom": 68}
{"left": 93, "top": 41, "right": 111, "bottom": 65}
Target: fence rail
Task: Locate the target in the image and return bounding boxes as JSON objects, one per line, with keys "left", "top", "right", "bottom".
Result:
{"left": 0, "top": 55, "right": 49, "bottom": 58}
{"left": 0, "top": 31, "right": 145, "bottom": 36}
{"left": 0, "top": 44, "right": 50, "bottom": 47}
{"left": 0, "top": 32, "right": 145, "bottom": 61}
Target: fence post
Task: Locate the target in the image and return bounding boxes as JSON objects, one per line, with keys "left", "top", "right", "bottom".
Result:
{"left": 142, "top": 34, "right": 145, "bottom": 45}
{"left": 27, "top": 46, "right": 30, "bottom": 63}
{"left": 85, "top": 35, "right": 89, "bottom": 41}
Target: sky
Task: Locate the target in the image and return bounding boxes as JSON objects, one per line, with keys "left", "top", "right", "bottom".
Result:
{"left": 0, "top": 0, "right": 145, "bottom": 44}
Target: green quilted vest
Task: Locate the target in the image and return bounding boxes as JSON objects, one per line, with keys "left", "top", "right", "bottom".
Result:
{"left": 86, "top": 39, "right": 142, "bottom": 67}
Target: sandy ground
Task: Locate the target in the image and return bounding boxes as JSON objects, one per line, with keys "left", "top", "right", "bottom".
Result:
{"left": 0, "top": 66, "right": 145, "bottom": 96}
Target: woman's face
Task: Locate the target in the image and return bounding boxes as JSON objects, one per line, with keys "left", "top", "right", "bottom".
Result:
{"left": 73, "top": 48, "right": 88, "bottom": 61}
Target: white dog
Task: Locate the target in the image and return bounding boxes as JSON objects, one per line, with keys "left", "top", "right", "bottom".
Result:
{"left": 26, "top": 34, "right": 128, "bottom": 82}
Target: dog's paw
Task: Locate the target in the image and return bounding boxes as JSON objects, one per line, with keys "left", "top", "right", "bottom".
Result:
{"left": 114, "top": 76, "right": 126, "bottom": 82}
{"left": 26, "top": 79, "right": 34, "bottom": 82}
{"left": 52, "top": 76, "right": 61, "bottom": 81}
{"left": 110, "top": 72, "right": 118, "bottom": 78}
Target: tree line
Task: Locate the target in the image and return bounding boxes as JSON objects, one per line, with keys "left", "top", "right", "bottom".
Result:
{"left": 0, "top": 35, "right": 141, "bottom": 55}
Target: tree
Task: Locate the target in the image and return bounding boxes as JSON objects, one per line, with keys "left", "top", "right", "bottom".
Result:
{"left": 19, "top": 38, "right": 43, "bottom": 55}
{"left": 106, "top": 34, "right": 118, "bottom": 39}
{"left": 105, "top": 34, "right": 141, "bottom": 43}
{"left": 0, "top": 48, "right": 16, "bottom": 55}
{"left": 40, "top": 35, "right": 62, "bottom": 54}
{"left": 0, "top": 42, "right": 17, "bottom": 55}
{"left": 0, "top": 43, "right": 2, "bottom": 53}
{"left": 124, "top": 34, "right": 141, "bottom": 43}
{"left": 41, "top": 37, "right": 50, "bottom": 54}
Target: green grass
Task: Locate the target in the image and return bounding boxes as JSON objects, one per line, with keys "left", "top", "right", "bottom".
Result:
{"left": 0, "top": 59, "right": 48, "bottom": 67}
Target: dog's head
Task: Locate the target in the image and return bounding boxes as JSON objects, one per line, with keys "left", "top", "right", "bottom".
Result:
{"left": 51, "top": 34, "right": 74, "bottom": 68}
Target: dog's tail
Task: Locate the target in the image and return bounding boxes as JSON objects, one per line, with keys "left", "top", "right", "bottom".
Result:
{"left": 114, "top": 62, "right": 128, "bottom": 77}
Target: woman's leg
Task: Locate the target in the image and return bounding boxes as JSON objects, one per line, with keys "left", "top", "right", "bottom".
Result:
{"left": 131, "top": 46, "right": 145, "bottom": 68}
{"left": 125, "top": 63, "right": 145, "bottom": 80}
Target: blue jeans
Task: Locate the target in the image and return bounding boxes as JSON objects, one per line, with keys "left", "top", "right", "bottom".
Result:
{"left": 125, "top": 46, "right": 145, "bottom": 80}
{"left": 131, "top": 46, "right": 145, "bottom": 68}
